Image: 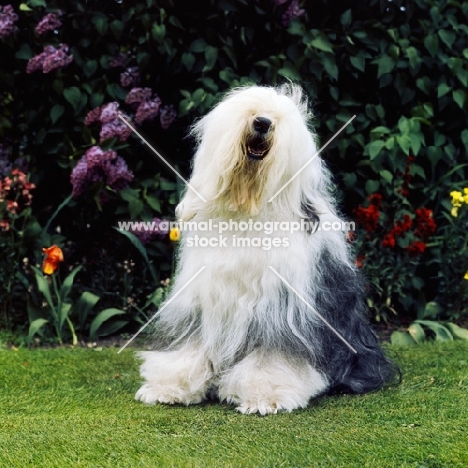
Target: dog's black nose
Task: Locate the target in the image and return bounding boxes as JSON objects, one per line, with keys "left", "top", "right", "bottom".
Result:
{"left": 253, "top": 117, "right": 272, "bottom": 134}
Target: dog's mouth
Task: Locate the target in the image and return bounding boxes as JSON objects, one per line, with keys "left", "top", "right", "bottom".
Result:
{"left": 245, "top": 117, "right": 273, "bottom": 162}
{"left": 246, "top": 138, "right": 270, "bottom": 161}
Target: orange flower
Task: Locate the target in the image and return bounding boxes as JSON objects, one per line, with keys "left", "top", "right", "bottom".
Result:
{"left": 42, "top": 245, "right": 64, "bottom": 274}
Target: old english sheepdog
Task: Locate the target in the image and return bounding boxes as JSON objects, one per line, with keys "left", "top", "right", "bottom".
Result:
{"left": 135, "top": 84, "right": 398, "bottom": 414}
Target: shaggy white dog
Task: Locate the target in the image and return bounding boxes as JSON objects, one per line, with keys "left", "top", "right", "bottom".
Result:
{"left": 136, "top": 85, "right": 397, "bottom": 415}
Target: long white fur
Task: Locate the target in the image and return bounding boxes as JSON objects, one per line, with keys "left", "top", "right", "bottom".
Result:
{"left": 135, "top": 84, "right": 357, "bottom": 414}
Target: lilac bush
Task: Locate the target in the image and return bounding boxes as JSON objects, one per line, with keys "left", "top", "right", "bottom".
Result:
{"left": 0, "top": 4, "right": 18, "bottom": 38}
{"left": 70, "top": 146, "right": 133, "bottom": 199}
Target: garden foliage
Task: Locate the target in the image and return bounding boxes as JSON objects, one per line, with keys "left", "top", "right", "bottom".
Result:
{"left": 0, "top": 0, "right": 467, "bottom": 341}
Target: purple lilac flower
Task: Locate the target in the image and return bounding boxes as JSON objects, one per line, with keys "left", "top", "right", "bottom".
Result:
{"left": 159, "top": 105, "right": 177, "bottom": 130}
{"left": 281, "top": 0, "right": 305, "bottom": 26}
{"left": 0, "top": 4, "right": 18, "bottom": 39}
{"left": 273, "top": 0, "right": 289, "bottom": 5}
{"left": 35, "top": 11, "right": 63, "bottom": 35}
{"left": 120, "top": 66, "right": 140, "bottom": 88}
{"left": 135, "top": 96, "right": 162, "bottom": 125}
{"left": 84, "top": 106, "right": 102, "bottom": 126}
{"left": 125, "top": 87, "right": 152, "bottom": 108}
{"left": 99, "top": 117, "right": 133, "bottom": 142}
{"left": 100, "top": 102, "right": 120, "bottom": 123}
{"left": 70, "top": 146, "right": 133, "bottom": 199}
{"left": 109, "top": 52, "right": 131, "bottom": 68}
{"left": 84, "top": 102, "right": 133, "bottom": 142}
{"left": 42, "top": 44, "right": 73, "bottom": 73}
{"left": 131, "top": 217, "right": 170, "bottom": 244}
{"left": 26, "top": 45, "right": 56, "bottom": 73}
{"left": 26, "top": 44, "right": 73, "bottom": 74}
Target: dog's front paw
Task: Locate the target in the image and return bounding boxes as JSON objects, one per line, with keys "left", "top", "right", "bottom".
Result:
{"left": 235, "top": 400, "right": 283, "bottom": 415}
{"left": 135, "top": 383, "right": 205, "bottom": 406}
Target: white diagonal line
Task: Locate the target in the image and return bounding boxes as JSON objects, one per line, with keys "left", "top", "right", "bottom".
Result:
{"left": 268, "top": 115, "right": 356, "bottom": 202}
{"left": 117, "top": 113, "right": 207, "bottom": 202}
{"left": 268, "top": 266, "right": 358, "bottom": 354}
{"left": 117, "top": 266, "right": 206, "bottom": 353}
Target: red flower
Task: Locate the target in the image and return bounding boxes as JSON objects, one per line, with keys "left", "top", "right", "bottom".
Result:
{"left": 42, "top": 245, "right": 64, "bottom": 274}
{"left": 407, "top": 241, "right": 427, "bottom": 257}
{"left": 382, "top": 232, "right": 395, "bottom": 248}
{"left": 368, "top": 193, "right": 383, "bottom": 207}
{"left": 414, "top": 207, "right": 436, "bottom": 238}
{"left": 355, "top": 254, "right": 365, "bottom": 268}
{"left": 354, "top": 193, "right": 382, "bottom": 233}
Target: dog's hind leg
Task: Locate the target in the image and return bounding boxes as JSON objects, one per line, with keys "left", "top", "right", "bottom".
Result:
{"left": 217, "top": 349, "right": 328, "bottom": 415}
{"left": 135, "top": 343, "right": 213, "bottom": 406}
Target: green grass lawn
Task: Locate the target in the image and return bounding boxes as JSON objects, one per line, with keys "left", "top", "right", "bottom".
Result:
{"left": 1, "top": 342, "right": 467, "bottom": 468}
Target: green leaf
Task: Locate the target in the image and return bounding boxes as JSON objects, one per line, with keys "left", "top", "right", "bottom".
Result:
{"left": 340, "top": 9, "right": 352, "bottom": 27}
{"left": 406, "top": 47, "right": 420, "bottom": 70}
{"left": 456, "top": 68, "right": 468, "bottom": 87}
{"left": 128, "top": 198, "right": 144, "bottom": 218}
{"left": 416, "top": 77, "right": 431, "bottom": 94}
{"left": 31, "top": 267, "right": 55, "bottom": 312}
{"left": 376, "top": 57, "right": 394, "bottom": 77}
{"left": 444, "top": 323, "right": 468, "bottom": 341}
{"left": 75, "top": 291, "right": 100, "bottom": 329}
{"left": 110, "top": 20, "right": 124, "bottom": 39}
{"left": 146, "top": 194, "right": 161, "bottom": 212}
{"left": 29, "top": 0, "right": 46, "bottom": 6}
{"left": 461, "top": 129, "right": 468, "bottom": 149}
{"left": 204, "top": 46, "right": 218, "bottom": 70}
{"left": 408, "top": 323, "right": 426, "bottom": 344}
{"left": 151, "top": 23, "right": 166, "bottom": 43}
{"left": 415, "top": 320, "right": 453, "bottom": 341}
{"left": 114, "top": 228, "right": 150, "bottom": 265}
{"left": 367, "top": 140, "right": 385, "bottom": 159}
{"left": 342, "top": 173, "right": 357, "bottom": 188}
{"left": 278, "top": 63, "right": 301, "bottom": 81}
{"left": 83, "top": 60, "right": 98, "bottom": 77}
{"left": 190, "top": 39, "right": 207, "bottom": 53}
{"left": 28, "top": 318, "right": 49, "bottom": 342}
{"left": 15, "top": 43, "right": 33, "bottom": 60}
{"left": 391, "top": 331, "right": 416, "bottom": 346}
{"left": 63, "top": 87, "right": 83, "bottom": 111}
{"left": 92, "top": 320, "right": 129, "bottom": 338}
{"left": 437, "top": 83, "right": 451, "bottom": 98}
{"left": 119, "top": 188, "right": 140, "bottom": 202}
{"left": 438, "top": 29, "right": 455, "bottom": 48}
{"left": 380, "top": 169, "right": 393, "bottom": 183}
{"left": 50, "top": 104, "right": 64, "bottom": 124}
{"left": 323, "top": 57, "right": 338, "bottom": 80}
{"left": 365, "top": 180, "right": 380, "bottom": 194}
{"left": 92, "top": 14, "right": 108, "bottom": 35}
{"left": 106, "top": 83, "right": 127, "bottom": 100}
{"left": 160, "top": 180, "right": 176, "bottom": 190}
{"left": 453, "top": 90, "right": 466, "bottom": 109}
{"left": 310, "top": 36, "right": 334, "bottom": 53}
{"left": 59, "top": 303, "right": 72, "bottom": 330}
{"left": 409, "top": 133, "right": 422, "bottom": 156}
{"left": 424, "top": 34, "right": 438, "bottom": 57}
{"left": 350, "top": 55, "right": 365, "bottom": 72}
{"left": 89, "top": 308, "right": 126, "bottom": 340}
{"left": 181, "top": 52, "right": 195, "bottom": 71}
{"left": 396, "top": 135, "right": 411, "bottom": 154}
{"left": 59, "top": 266, "right": 83, "bottom": 303}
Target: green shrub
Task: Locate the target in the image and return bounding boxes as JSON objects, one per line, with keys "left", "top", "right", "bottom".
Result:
{"left": 0, "top": 0, "right": 467, "bottom": 340}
